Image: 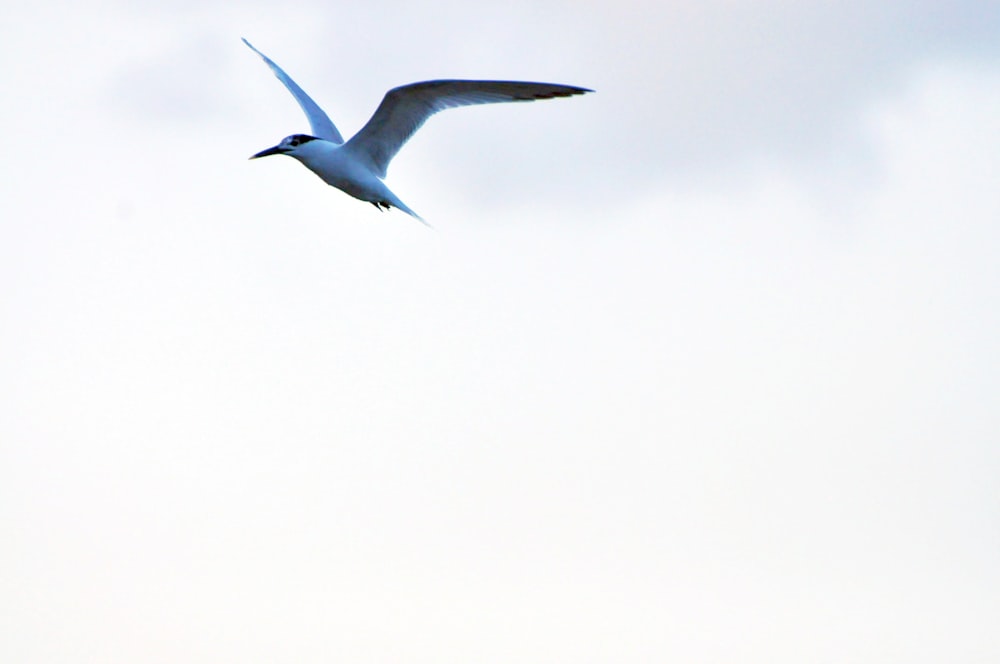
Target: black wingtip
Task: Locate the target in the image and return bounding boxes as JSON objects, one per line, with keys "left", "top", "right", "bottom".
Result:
{"left": 521, "top": 85, "right": 594, "bottom": 100}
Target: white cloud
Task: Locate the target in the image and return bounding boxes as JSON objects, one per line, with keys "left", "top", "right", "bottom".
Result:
{"left": 1, "top": 3, "right": 999, "bottom": 662}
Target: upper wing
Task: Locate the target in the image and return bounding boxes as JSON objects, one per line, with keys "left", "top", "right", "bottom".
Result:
{"left": 343, "top": 80, "right": 592, "bottom": 178}
{"left": 242, "top": 38, "right": 344, "bottom": 144}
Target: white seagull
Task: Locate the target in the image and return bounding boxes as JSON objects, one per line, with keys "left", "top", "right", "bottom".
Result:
{"left": 243, "top": 38, "right": 592, "bottom": 224}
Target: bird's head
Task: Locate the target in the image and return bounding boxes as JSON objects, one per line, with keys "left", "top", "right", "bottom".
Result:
{"left": 249, "top": 134, "right": 320, "bottom": 159}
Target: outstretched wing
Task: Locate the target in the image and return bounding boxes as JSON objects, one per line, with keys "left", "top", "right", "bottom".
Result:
{"left": 242, "top": 38, "right": 344, "bottom": 144}
{"left": 343, "top": 80, "right": 592, "bottom": 178}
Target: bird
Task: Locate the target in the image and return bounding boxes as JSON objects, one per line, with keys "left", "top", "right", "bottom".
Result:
{"left": 243, "top": 38, "right": 592, "bottom": 224}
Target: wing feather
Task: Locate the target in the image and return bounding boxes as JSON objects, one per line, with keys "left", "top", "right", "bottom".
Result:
{"left": 344, "top": 80, "right": 591, "bottom": 177}
{"left": 242, "top": 38, "right": 344, "bottom": 144}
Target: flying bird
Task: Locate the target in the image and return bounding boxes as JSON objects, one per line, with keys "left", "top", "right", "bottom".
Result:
{"left": 243, "top": 38, "right": 592, "bottom": 224}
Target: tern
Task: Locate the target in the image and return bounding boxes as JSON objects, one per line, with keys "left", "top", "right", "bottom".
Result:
{"left": 244, "top": 38, "right": 591, "bottom": 224}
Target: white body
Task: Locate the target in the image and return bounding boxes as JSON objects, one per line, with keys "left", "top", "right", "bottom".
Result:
{"left": 293, "top": 140, "right": 420, "bottom": 217}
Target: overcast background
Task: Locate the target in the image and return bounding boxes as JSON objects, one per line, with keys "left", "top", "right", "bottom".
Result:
{"left": 2, "top": 1, "right": 999, "bottom": 662}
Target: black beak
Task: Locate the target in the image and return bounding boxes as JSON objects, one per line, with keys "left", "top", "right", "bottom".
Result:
{"left": 249, "top": 145, "right": 286, "bottom": 159}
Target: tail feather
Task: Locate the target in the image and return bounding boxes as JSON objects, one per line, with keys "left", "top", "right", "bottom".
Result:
{"left": 387, "top": 197, "right": 430, "bottom": 228}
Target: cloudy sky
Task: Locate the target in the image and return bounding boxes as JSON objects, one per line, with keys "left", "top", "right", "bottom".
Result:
{"left": 2, "top": 1, "right": 999, "bottom": 662}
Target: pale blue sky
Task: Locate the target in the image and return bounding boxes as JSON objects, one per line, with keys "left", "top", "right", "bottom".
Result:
{"left": 2, "top": 2, "right": 999, "bottom": 662}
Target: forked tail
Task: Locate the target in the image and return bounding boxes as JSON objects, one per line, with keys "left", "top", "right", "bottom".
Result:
{"left": 385, "top": 197, "right": 430, "bottom": 228}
